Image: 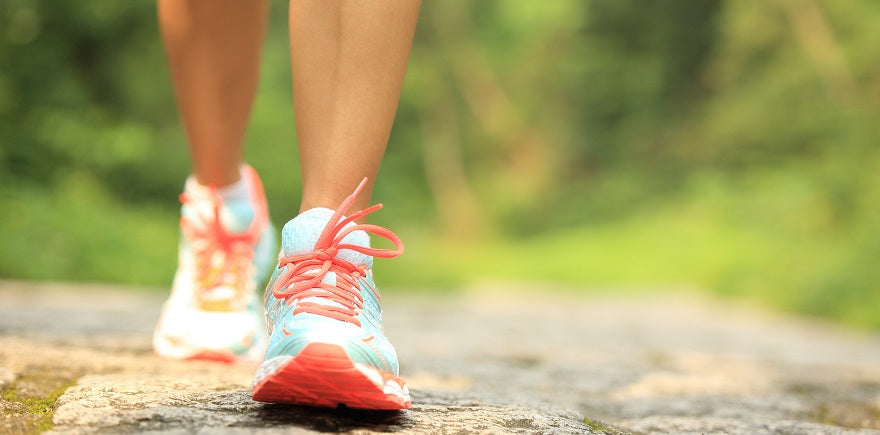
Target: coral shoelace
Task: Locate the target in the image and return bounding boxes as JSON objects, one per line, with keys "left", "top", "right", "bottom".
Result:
{"left": 272, "top": 178, "right": 403, "bottom": 327}
{"left": 179, "top": 189, "right": 262, "bottom": 296}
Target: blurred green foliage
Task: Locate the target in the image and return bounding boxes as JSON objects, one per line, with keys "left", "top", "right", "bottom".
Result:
{"left": 1, "top": 1, "right": 879, "bottom": 328}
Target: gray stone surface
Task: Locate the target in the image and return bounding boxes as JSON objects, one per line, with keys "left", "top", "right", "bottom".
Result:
{"left": 1, "top": 280, "right": 879, "bottom": 433}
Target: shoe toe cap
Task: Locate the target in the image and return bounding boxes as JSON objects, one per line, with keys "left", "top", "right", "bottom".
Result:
{"left": 266, "top": 316, "right": 399, "bottom": 375}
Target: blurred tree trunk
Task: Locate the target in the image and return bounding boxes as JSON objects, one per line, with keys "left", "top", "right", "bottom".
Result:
{"left": 780, "top": 0, "right": 855, "bottom": 102}
{"left": 426, "top": 2, "right": 557, "bottom": 221}
{"left": 417, "top": 72, "right": 486, "bottom": 238}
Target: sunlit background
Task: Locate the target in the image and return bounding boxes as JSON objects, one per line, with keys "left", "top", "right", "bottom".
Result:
{"left": 1, "top": 1, "right": 879, "bottom": 328}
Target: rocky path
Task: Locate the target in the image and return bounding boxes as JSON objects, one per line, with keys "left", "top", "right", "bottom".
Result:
{"left": 1, "top": 281, "right": 879, "bottom": 434}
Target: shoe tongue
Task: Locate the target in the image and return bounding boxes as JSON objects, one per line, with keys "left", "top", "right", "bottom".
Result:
{"left": 182, "top": 199, "right": 254, "bottom": 234}
{"left": 280, "top": 208, "right": 372, "bottom": 267}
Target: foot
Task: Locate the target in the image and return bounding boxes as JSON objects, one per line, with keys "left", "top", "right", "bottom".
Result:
{"left": 251, "top": 178, "right": 410, "bottom": 410}
{"left": 153, "top": 164, "right": 276, "bottom": 363}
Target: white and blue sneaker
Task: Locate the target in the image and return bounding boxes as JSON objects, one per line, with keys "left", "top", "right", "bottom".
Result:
{"left": 251, "top": 178, "right": 410, "bottom": 409}
{"left": 153, "top": 165, "right": 276, "bottom": 363}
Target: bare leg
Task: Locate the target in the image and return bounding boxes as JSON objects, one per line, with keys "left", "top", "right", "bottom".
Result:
{"left": 158, "top": 0, "right": 268, "bottom": 186}
{"left": 289, "top": 0, "right": 421, "bottom": 214}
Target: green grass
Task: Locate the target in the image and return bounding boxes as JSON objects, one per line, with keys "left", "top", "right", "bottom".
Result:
{"left": 0, "top": 173, "right": 178, "bottom": 286}
{"left": 389, "top": 181, "right": 879, "bottom": 329}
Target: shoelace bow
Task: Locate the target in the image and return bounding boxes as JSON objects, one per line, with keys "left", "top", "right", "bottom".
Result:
{"left": 272, "top": 178, "right": 403, "bottom": 327}
{"left": 179, "top": 189, "right": 261, "bottom": 292}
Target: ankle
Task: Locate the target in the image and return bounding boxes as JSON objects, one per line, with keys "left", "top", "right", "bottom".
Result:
{"left": 299, "top": 195, "right": 373, "bottom": 222}
{"left": 186, "top": 166, "right": 252, "bottom": 204}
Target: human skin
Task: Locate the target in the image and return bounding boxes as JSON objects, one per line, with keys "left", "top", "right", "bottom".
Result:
{"left": 159, "top": 0, "right": 421, "bottom": 218}
{"left": 158, "top": 0, "right": 268, "bottom": 187}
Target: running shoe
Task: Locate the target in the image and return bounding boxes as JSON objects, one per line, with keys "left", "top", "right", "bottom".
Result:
{"left": 153, "top": 164, "right": 276, "bottom": 363}
{"left": 251, "top": 178, "right": 410, "bottom": 409}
